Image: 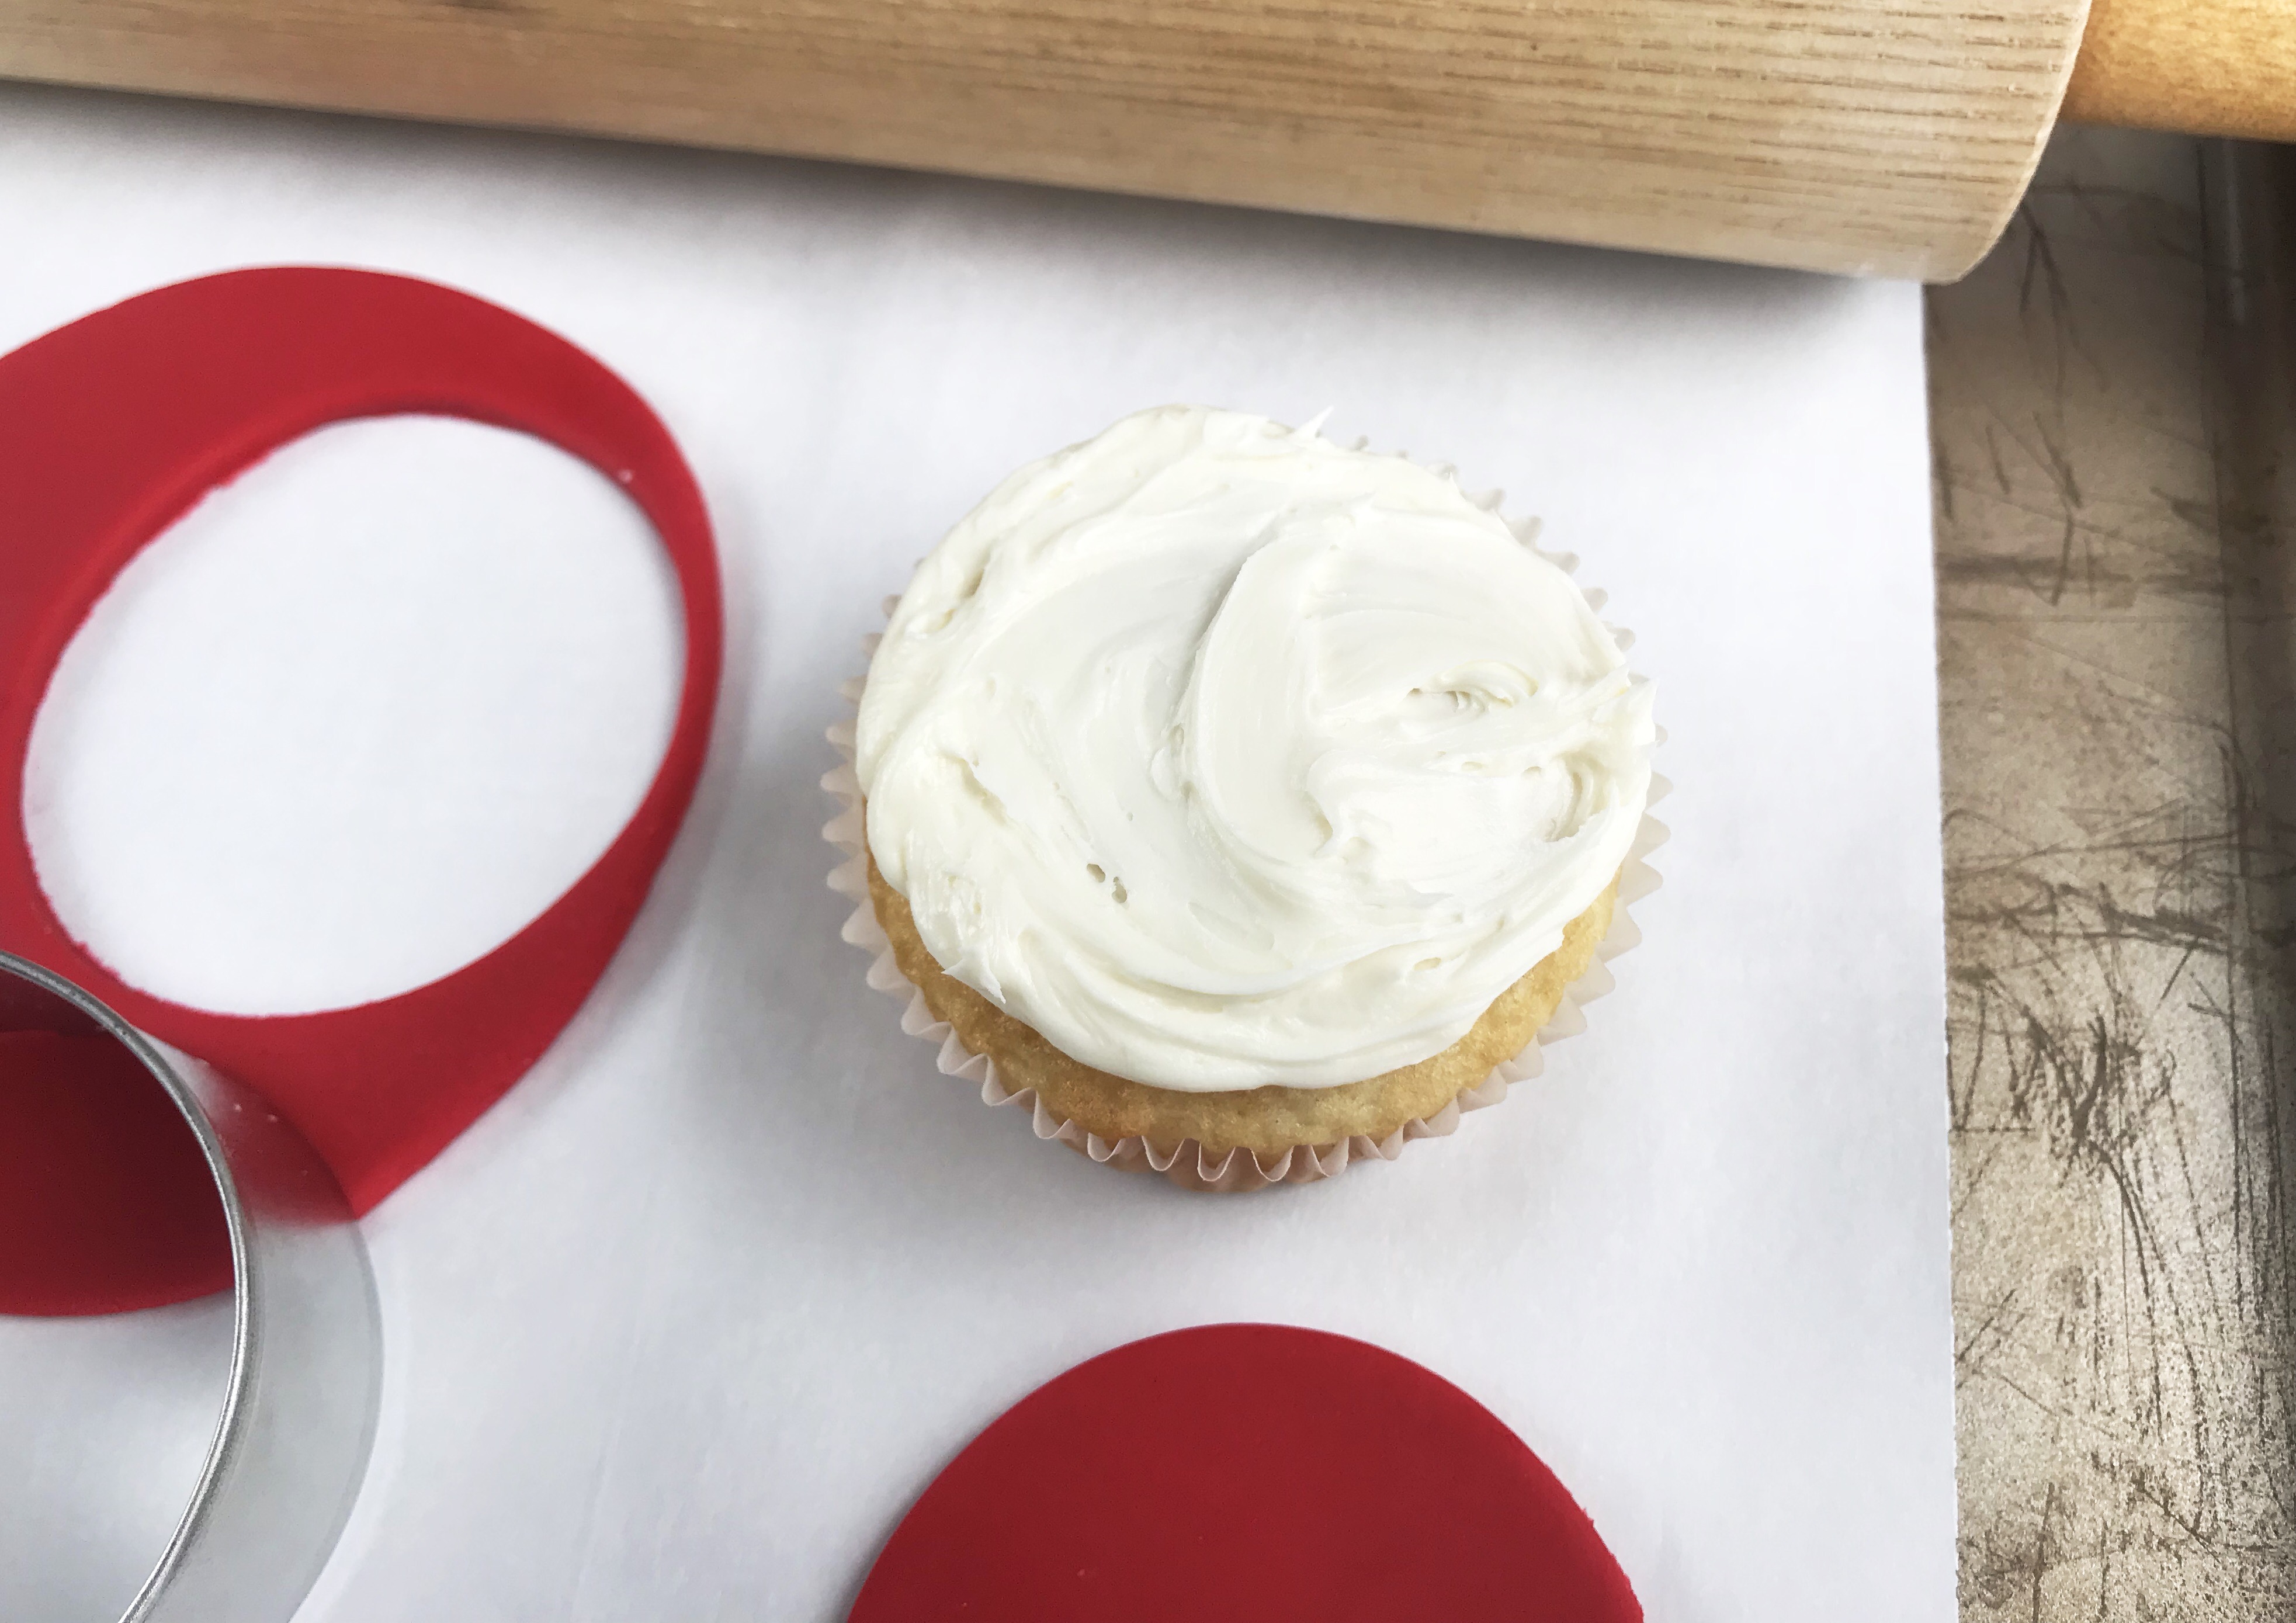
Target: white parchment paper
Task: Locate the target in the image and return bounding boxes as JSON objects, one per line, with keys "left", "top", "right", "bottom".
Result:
{"left": 0, "top": 82, "right": 1951, "bottom": 1620}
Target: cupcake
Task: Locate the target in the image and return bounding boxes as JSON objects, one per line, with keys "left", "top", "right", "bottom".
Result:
{"left": 830, "top": 405, "right": 1657, "bottom": 1189}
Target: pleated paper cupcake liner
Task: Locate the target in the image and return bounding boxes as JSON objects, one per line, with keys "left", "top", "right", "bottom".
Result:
{"left": 824, "top": 462, "right": 1665, "bottom": 1191}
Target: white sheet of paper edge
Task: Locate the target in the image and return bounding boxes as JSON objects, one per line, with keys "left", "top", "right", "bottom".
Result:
{"left": 0, "top": 83, "right": 1952, "bottom": 1620}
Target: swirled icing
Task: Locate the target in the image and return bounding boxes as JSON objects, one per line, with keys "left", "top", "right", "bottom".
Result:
{"left": 855, "top": 406, "right": 1653, "bottom": 1092}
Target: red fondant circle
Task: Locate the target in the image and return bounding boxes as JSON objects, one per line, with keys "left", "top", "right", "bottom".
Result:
{"left": 0, "top": 268, "right": 721, "bottom": 1315}
{"left": 849, "top": 1323, "right": 1641, "bottom": 1622}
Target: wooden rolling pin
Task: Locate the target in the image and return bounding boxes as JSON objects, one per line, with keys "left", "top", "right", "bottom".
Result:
{"left": 0, "top": 0, "right": 2287, "bottom": 279}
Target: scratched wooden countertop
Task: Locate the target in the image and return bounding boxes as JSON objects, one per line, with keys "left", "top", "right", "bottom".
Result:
{"left": 1930, "top": 124, "right": 2296, "bottom": 1616}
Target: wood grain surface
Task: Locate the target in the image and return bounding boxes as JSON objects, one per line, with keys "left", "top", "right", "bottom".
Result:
{"left": 0, "top": 0, "right": 2086, "bottom": 279}
{"left": 1931, "top": 126, "right": 2296, "bottom": 1616}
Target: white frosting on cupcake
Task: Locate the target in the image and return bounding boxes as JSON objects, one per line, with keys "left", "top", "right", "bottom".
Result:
{"left": 855, "top": 406, "right": 1654, "bottom": 1092}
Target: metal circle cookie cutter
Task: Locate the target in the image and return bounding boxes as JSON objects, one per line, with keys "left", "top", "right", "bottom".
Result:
{"left": 1, "top": 949, "right": 380, "bottom": 1623}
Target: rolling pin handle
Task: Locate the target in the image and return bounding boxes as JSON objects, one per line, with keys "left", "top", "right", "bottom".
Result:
{"left": 2066, "top": 0, "right": 2296, "bottom": 143}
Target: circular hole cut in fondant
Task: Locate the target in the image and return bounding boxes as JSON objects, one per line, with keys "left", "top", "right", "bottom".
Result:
{"left": 25, "top": 415, "right": 682, "bottom": 1016}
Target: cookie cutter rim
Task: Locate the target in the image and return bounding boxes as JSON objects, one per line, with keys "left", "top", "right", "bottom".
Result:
{"left": 0, "top": 948, "right": 381, "bottom": 1623}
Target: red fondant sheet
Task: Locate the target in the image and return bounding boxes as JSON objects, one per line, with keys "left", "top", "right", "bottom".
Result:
{"left": 851, "top": 1323, "right": 1641, "bottom": 1622}
{"left": 0, "top": 269, "right": 722, "bottom": 1315}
